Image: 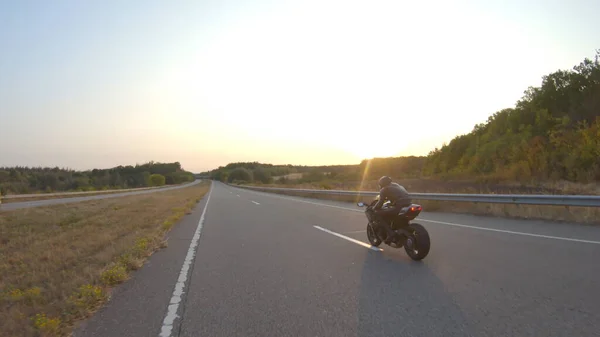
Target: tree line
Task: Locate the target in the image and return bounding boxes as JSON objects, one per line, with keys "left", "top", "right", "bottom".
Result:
{"left": 202, "top": 157, "right": 426, "bottom": 185}
{"left": 0, "top": 161, "right": 195, "bottom": 195}
{"left": 205, "top": 50, "right": 600, "bottom": 186}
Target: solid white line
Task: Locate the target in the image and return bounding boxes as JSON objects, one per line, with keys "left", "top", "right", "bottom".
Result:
{"left": 159, "top": 183, "right": 213, "bottom": 337}
{"left": 236, "top": 187, "right": 600, "bottom": 245}
{"left": 251, "top": 201, "right": 260, "bottom": 205}
{"left": 420, "top": 219, "right": 600, "bottom": 245}
{"left": 314, "top": 225, "right": 383, "bottom": 251}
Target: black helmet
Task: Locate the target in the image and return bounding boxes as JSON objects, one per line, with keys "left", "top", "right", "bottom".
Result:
{"left": 378, "top": 176, "right": 392, "bottom": 188}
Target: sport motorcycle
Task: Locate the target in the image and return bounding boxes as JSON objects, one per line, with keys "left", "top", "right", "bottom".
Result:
{"left": 357, "top": 196, "right": 431, "bottom": 260}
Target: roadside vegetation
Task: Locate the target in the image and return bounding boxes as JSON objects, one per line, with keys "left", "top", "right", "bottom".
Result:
{"left": 0, "top": 181, "right": 210, "bottom": 337}
{"left": 0, "top": 161, "right": 195, "bottom": 196}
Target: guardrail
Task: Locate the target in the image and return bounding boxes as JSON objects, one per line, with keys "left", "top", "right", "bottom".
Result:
{"left": 230, "top": 184, "right": 600, "bottom": 208}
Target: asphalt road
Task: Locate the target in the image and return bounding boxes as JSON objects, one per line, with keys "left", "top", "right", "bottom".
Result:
{"left": 0, "top": 180, "right": 202, "bottom": 211}
{"left": 74, "top": 181, "right": 600, "bottom": 337}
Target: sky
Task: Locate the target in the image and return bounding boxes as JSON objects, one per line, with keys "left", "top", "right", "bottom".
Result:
{"left": 1, "top": 0, "right": 599, "bottom": 173}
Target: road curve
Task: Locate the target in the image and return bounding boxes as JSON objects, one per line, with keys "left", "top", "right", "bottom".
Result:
{"left": 74, "top": 181, "right": 600, "bottom": 337}
{"left": 0, "top": 180, "right": 202, "bottom": 211}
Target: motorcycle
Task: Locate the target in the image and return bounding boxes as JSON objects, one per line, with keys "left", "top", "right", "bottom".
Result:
{"left": 357, "top": 196, "right": 431, "bottom": 261}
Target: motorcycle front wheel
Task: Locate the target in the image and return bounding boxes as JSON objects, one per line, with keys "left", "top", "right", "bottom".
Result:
{"left": 366, "top": 223, "right": 382, "bottom": 247}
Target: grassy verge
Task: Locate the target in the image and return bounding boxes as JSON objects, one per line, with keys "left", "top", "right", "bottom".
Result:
{"left": 0, "top": 184, "right": 188, "bottom": 204}
{"left": 237, "top": 185, "right": 600, "bottom": 225}
{"left": 0, "top": 181, "right": 211, "bottom": 337}
{"left": 1, "top": 190, "right": 135, "bottom": 204}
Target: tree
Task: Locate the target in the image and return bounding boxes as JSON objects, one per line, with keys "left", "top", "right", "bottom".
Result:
{"left": 150, "top": 174, "right": 166, "bottom": 186}
{"left": 252, "top": 167, "right": 272, "bottom": 184}
{"left": 228, "top": 167, "right": 253, "bottom": 183}
{"left": 0, "top": 161, "right": 194, "bottom": 194}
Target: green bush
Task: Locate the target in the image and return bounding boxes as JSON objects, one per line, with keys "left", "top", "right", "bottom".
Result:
{"left": 149, "top": 174, "right": 166, "bottom": 186}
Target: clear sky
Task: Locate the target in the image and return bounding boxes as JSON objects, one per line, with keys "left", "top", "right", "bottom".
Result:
{"left": 1, "top": 0, "right": 598, "bottom": 173}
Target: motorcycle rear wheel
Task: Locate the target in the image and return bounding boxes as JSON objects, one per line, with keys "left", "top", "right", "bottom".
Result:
{"left": 403, "top": 223, "right": 431, "bottom": 261}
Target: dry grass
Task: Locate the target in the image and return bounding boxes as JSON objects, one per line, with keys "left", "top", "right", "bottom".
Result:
{"left": 239, "top": 186, "right": 600, "bottom": 225}
{"left": 0, "top": 185, "right": 181, "bottom": 204}
{"left": 270, "top": 173, "right": 304, "bottom": 180}
{"left": 1, "top": 191, "right": 129, "bottom": 204}
{"left": 0, "top": 181, "right": 210, "bottom": 337}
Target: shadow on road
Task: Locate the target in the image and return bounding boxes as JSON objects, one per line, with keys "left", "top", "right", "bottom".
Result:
{"left": 356, "top": 249, "right": 475, "bottom": 337}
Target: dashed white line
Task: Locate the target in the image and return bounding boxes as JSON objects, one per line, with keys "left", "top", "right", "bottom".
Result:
{"left": 240, "top": 189, "right": 360, "bottom": 212}
{"left": 251, "top": 201, "right": 260, "bottom": 205}
{"left": 159, "top": 184, "right": 213, "bottom": 337}
{"left": 314, "top": 225, "right": 383, "bottom": 251}
{"left": 236, "top": 194, "right": 240, "bottom": 197}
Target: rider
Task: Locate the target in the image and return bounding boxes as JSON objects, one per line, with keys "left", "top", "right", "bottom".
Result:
{"left": 371, "top": 176, "right": 412, "bottom": 244}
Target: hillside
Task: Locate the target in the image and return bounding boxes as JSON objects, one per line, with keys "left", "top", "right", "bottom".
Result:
{"left": 0, "top": 161, "right": 195, "bottom": 195}
{"left": 205, "top": 50, "right": 599, "bottom": 193}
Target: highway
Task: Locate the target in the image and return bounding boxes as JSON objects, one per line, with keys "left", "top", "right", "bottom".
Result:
{"left": 0, "top": 180, "right": 201, "bottom": 211}
{"left": 74, "top": 181, "right": 600, "bottom": 337}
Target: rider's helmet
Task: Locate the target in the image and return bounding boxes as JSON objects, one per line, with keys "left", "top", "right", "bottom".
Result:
{"left": 378, "top": 176, "right": 392, "bottom": 189}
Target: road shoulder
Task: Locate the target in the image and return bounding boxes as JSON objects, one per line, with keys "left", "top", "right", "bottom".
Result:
{"left": 72, "top": 193, "right": 210, "bottom": 337}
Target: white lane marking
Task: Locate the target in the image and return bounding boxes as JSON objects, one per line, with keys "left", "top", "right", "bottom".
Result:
{"left": 251, "top": 201, "right": 260, "bottom": 205}
{"left": 239, "top": 188, "right": 361, "bottom": 212}
{"left": 421, "top": 219, "right": 600, "bottom": 245}
{"left": 236, "top": 194, "right": 240, "bottom": 197}
{"left": 236, "top": 187, "right": 600, "bottom": 245}
{"left": 159, "top": 184, "right": 213, "bottom": 337}
{"left": 314, "top": 225, "right": 383, "bottom": 251}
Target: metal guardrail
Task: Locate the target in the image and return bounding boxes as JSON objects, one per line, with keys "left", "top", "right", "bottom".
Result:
{"left": 231, "top": 184, "right": 600, "bottom": 207}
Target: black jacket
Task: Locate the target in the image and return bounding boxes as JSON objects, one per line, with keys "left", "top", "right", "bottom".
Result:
{"left": 373, "top": 182, "right": 411, "bottom": 210}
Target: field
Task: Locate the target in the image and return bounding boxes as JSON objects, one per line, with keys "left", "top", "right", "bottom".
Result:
{"left": 0, "top": 181, "right": 211, "bottom": 337}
